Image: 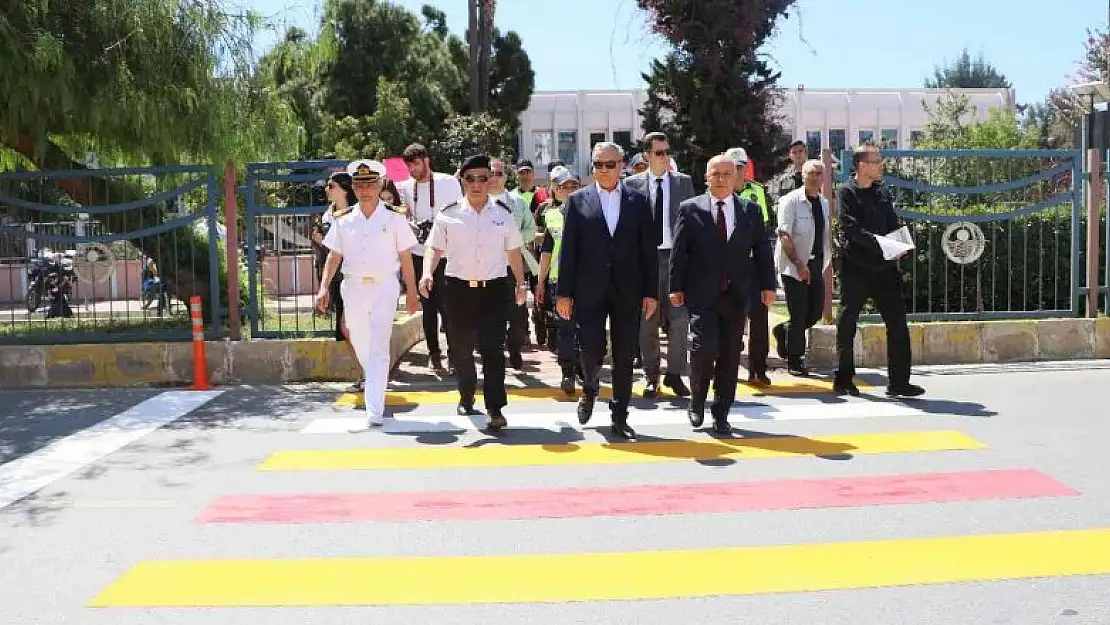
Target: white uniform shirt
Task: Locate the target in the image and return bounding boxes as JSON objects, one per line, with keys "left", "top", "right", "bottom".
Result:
{"left": 427, "top": 196, "right": 523, "bottom": 281}
{"left": 702, "top": 194, "right": 737, "bottom": 239}
{"left": 322, "top": 202, "right": 418, "bottom": 280}
{"left": 398, "top": 172, "right": 464, "bottom": 256}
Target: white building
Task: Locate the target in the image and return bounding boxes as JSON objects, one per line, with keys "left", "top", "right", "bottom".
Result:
{"left": 517, "top": 86, "right": 1016, "bottom": 179}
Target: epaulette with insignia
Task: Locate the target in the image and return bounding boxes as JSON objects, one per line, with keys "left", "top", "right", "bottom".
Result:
{"left": 385, "top": 204, "right": 405, "bottom": 214}
{"left": 494, "top": 199, "right": 512, "bottom": 212}
{"left": 331, "top": 205, "right": 353, "bottom": 217}
{"left": 442, "top": 201, "right": 461, "bottom": 212}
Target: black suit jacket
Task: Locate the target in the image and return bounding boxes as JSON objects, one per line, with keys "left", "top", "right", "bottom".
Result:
{"left": 669, "top": 193, "right": 777, "bottom": 311}
{"left": 555, "top": 182, "right": 658, "bottom": 309}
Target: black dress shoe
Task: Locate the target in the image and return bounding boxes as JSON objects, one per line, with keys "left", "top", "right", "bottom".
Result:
{"left": 886, "top": 383, "right": 925, "bottom": 398}
{"left": 833, "top": 380, "right": 860, "bottom": 396}
{"left": 643, "top": 378, "right": 659, "bottom": 398}
{"left": 486, "top": 410, "right": 508, "bottom": 432}
{"left": 577, "top": 396, "right": 595, "bottom": 424}
{"left": 560, "top": 372, "right": 575, "bottom": 395}
{"left": 787, "top": 360, "right": 809, "bottom": 377}
{"left": 711, "top": 418, "right": 732, "bottom": 435}
{"left": 457, "top": 401, "right": 480, "bottom": 416}
{"left": 610, "top": 417, "right": 636, "bottom": 440}
{"left": 663, "top": 374, "right": 691, "bottom": 397}
{"left": 748, "top": 372, "right": 772, "bottom": 386}
{"left": 687, "top": 404, "right": 705, "bottom": 427}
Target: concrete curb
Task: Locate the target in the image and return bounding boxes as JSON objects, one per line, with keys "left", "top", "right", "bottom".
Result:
{"left": 0, "top": 312, "right": 425, "bottom": 389}
{"left": 806, "top": 317, "right": 1110, "bottom": 368}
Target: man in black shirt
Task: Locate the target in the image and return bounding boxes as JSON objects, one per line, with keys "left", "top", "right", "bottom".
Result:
{"left": 834, "top": 145, "right": 924, "bottom": 398}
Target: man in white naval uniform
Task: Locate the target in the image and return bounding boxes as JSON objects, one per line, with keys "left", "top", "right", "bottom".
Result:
{"left": 419, "top": 154, "right": 527, "bottom": 433}
{"left": 316, "top": 159, "right": 420, "bottom": 428}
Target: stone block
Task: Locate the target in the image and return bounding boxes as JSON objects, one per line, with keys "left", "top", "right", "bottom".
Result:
{"left": 228, "top": 340, "right": 289, "bottom": 384}
{"left": 324, "top": 340, "right": 361, "bottom": 382}
{"left": 1036, "top": 318, "right": 1094, "bottom": 360}
{"left": 45, "top": 345, "right": 104, "bottom": 388}
{"left": 166, "top": 341, "right": 229, "bottom": 386}
{"left": 806, "top": 324, "right": 836, "bottom": 367}
{"left": 1095, "top": 317, "right": 1110, "bottom": 358}
{"left": 102, "top": 343, "right": 168, "bottom": 386}
{"left": 290, "top": 340, "right": 330, "bottom": 382}
{"left": 0, "top": 346, "right": 47, "bottom": 388}
{"left": 389, "top": 312, "right": 424, "bottom": 369}
{"left": 859, "top": 324, "right": 887, "bottom": 368}
{"left": 921, "top": 322, "right": 982, "bottom": 365}
{"left": 980, "top": 321, "right": 1038, "bottom": 363}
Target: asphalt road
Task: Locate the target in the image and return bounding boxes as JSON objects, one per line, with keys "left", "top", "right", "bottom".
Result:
{"left": 2, "top": 354, "right": 1109, "bottom": 624}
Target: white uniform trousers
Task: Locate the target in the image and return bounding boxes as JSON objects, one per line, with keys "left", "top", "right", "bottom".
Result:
{"left": 340, "top": 278, "right": 400, "bottom": 421}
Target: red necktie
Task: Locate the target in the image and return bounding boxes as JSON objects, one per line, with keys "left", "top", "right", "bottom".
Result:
{"left": 716, "top": 200, "right": 729, "bottom": 291}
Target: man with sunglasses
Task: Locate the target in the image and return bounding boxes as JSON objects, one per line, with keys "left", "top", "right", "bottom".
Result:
{"left": 623, "top": 131, "right": 694, "bottom": 399}
{"left": 420, "top": 154, "right": 528, "bottom": 433}
{"left": 316, "top": 160, "right": 421, "bottom": 429}
{"left": 833, "top": 144, "right": 924, "bottom": 398}
{"left": 555, "top": 142, "right": 658, "bottom": 440}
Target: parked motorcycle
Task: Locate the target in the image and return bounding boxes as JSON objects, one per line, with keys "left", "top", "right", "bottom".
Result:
{"left": 25, "top": 248, "right": 77, "bottom": 317}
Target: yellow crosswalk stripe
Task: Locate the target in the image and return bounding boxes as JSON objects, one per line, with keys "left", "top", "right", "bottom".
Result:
{"left": 258, "top": 430, "right": 984, "bottom": 471}
{"left": 89, "top": 528, "right": 1110, "bottom": 607}
{"left": 335, "top": 378, "right": 874, "bottom": 408}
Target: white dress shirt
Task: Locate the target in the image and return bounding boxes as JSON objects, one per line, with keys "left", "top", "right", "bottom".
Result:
{"left": 703, "top": 194, "right": 736, "bottom": 239}
{"left": 648, "top": 172, "right": 673, "bottom": 250}
{"left": 427, "top": 196, "right": 524, "bottom": 281}
{"left": 322, "top": 202, "right": 418, "bottom": 280}
{"left": 596, "top": 183, "right": 622, "bottom": 235}
{"left": 399, "top": 172, "right": 464, "bottom": 255}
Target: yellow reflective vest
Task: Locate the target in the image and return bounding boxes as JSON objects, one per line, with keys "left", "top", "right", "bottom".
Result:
{"left": 543, "top": 204, "right": 565, "bottom": 282}
{"left": 739, "top": 181, "right": 770, "bottom": 224}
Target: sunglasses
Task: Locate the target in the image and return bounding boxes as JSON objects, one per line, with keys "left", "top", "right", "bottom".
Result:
{"left": 463, "top": 174, "right": 490, "bottom": 183}
{"left": 652, "top": 149, "right": 669, "bottom": 157}
{"left": 592, "top": 160, "right": 620, "bottom": 171}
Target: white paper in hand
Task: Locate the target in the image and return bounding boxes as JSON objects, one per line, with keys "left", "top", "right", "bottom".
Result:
{"left": 873, "top": 226, "right": 915, "bottom": 260}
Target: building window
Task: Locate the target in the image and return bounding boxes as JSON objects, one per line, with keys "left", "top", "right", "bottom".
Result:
{"left": 612, "top": 130, "right": 633, "bottom": 155}
{"left": 829, "top": 128, "right": 846, "bottom": 155}
{"left": 532, "top": 131, "right": 553, "bottom": 169}
{"left": 880, "top": 128, "right": 898, "bottom": 148}
{"left": 805, "top": 130, "right": 821, "bottom": 159}
{"left": 557, "top": 131, "right": 578, "bottom": 169}
{"left": 910, "top": 130, "right": 925, "bottom": 146}
{"left": 589, "top": 131, "right": 607, "bottom": 149}
{"left": 858, "top": 129, "right": 874, "bottom": 146}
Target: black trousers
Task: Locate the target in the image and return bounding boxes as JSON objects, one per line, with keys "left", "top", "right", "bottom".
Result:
{"left": 835, "top": 267, "right": 912, "bottom": 386}
{"left": 528, "top": 273, "right": 546, "bottom": 344}
{"left": 780, "top": 258, "right": 825, "bottom": 359}
{"left": 576, "top": 286, "right": 640, "bottom": 413}
{"left": 741, "top": 287, "right": 769, "bottom": 375}
{"left": 544, "top": 279, "right": 579, "bottom": 369}
{"left": 414, "top": 255, "right": 447, "bottom": 358}
{"left": 689, "top": 289, "right": 747, "bottom": 415}
{"left": 506, "top": 269, "right": 529, "bottom": 354}
{"left": 443, "top": 276, "right": 510, "bottom": 410}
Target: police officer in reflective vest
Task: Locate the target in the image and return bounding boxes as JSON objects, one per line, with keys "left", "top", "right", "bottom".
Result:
{"left": 420, "top": 154, "right": 528, "bottom": 432}
{"left": 316, "top": 160, "right": 421, "bottom": 428}
{"left": 535, "top": 165, "right": 582, "bottom": 393}
{"left": 725, "top": 147, "right": 773, "bottom": 385}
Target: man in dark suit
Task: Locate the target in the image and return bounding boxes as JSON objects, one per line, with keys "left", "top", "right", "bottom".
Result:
{"left": 669, "top": 154, "right": 777, "bottom": 434}
{"left": 556, "top": 142, "right": 658, "bottom": 440}
{"left": 623, "top": 131, "right": 695, "bottom": 398}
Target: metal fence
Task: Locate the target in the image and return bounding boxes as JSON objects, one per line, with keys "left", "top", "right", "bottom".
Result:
{"left": 835, "top": 148, "right": 1083, "bottom": 322}
{"left": 0, "top": 165, "right": 222, "bottom": 344}
{"left": 244, "top": 160, "right": 346, "bottom": 338}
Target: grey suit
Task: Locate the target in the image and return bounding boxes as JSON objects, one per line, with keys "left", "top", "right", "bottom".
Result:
{"left": 624, "top": 170, "right": 696, "bottom": 380}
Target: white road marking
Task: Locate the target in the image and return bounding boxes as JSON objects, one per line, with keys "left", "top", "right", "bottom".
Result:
{"left": 301, "top": 401, "right": 929, "bottom": 434}
{"left": 0, "top": 390, "right": 223, "bottom": 511}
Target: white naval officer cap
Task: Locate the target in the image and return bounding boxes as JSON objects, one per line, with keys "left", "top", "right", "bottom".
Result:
{"left": 346, "top": 159, "right": 387, "bottom": 180}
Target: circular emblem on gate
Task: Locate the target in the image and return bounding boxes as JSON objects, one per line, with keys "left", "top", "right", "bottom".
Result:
{"left": 941, "top": 221, "right": 985, "bottom": 264}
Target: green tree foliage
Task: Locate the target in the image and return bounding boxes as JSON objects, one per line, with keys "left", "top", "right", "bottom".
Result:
{"left": 636, "top": 0, "right": 794, "bottom": 182}
{"left": 431, "top": 113, "right": 514, "bottom": 172}
{"left": 925, "top": 48, "right": 1012, "bottom": 89}
{"left": 1050, "top": 27, "right": 1109, "bottom": 129}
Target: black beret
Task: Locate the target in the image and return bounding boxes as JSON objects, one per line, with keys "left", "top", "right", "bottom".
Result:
{"left": 459, "top": 154, "right": 491, "bottom": 175}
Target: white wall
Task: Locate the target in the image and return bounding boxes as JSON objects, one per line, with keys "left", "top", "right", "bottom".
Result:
{"left": 518, "top": 87, "right": 1016, "bottom": 179}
